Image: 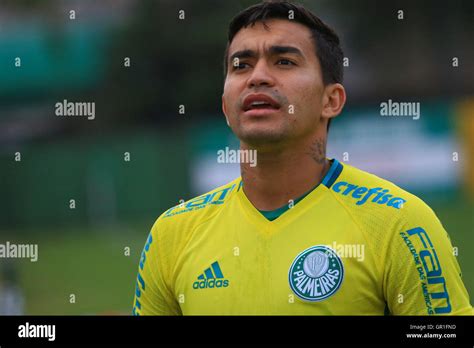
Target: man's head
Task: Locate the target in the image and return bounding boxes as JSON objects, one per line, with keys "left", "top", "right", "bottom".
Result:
{"left": 222, "top": 1, "right": 346, "bottom": 150}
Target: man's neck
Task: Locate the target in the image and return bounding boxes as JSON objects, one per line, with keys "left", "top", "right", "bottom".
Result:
{"left": 240, "top": 137, "right": 330, "bottom": 211}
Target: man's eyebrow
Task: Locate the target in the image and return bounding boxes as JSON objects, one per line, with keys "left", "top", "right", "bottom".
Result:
{"left": 229, "top": 49, "right": 256, "bottom": 63}
{"left": 268, "top": 45, "right": 304, "bottom": 57}
{"left": 229, "top": 45, "right": 304, "bottom": 63}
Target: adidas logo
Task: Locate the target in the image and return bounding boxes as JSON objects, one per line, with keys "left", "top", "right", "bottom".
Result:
{"left": 193, "top": 261, "right": 229, "bottom": 289}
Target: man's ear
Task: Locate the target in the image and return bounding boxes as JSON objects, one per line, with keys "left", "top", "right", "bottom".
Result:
{"left": 222, "top": 94, "right": 230, "bottom": 126}
{"left": 321, "top": 83, "right": 346, "bottom": 120}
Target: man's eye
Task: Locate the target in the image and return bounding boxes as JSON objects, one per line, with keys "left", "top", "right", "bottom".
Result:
{"left": 233, "top": 62, "right": 250, "bottom": 70}
{"left": 277, "top": 59, "right": 295, "bottom": 66}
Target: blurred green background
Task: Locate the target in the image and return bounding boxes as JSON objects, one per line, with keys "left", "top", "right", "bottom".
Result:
{"left": 0, "top": 0, "right": 473, "bottom": 314}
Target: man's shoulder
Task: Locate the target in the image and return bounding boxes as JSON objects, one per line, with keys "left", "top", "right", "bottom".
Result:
{"left": 329, "top": 162, "right": 438, "bottom": 225}
{"left": 152, "top": 177, "right": 241, "bottom": 231}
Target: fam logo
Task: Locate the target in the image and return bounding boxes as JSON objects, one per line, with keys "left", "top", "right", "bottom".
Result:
{"left": 289, "top": 245, "right": 344, "bottom": 301}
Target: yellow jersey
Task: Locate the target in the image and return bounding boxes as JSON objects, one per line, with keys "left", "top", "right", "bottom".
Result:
{"left": 133, "top": 159, "right": 472, "bottom": 315}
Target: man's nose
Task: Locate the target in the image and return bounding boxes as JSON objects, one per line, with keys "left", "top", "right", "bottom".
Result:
{"left": 247, "top": 60, "right": 275, "bottom": 88}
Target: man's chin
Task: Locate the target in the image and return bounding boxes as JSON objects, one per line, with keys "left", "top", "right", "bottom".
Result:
{"left": 237, "top": 130, "right": 289, "bottom": 149}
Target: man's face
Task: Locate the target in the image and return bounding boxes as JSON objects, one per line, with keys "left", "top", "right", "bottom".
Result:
{"left": 222, "top": 19, "right": 326, "bottom": 149}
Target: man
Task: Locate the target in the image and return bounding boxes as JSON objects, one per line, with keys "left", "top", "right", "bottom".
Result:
{"left": 133, "top": 1, "right": 472, "bottom": 315}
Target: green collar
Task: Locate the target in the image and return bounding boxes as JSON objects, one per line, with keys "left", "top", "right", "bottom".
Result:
{"left": 258, "top": 159, "right": 338, "bottom": 221}
{"left": 259, "top": 191, "right": 310, "bottom": 221}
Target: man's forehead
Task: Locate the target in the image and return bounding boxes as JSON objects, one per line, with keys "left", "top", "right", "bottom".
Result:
{"left": 229, "top": 20, "right": 313, "bottom": 54}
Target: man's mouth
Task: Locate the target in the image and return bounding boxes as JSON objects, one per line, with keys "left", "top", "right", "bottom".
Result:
{"left": 242, "top": 93, "right": 281, "bottom": 111}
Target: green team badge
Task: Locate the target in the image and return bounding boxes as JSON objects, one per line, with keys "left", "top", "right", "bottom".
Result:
{"left": 289, "top": 245, "right": 344, "bottom": 301}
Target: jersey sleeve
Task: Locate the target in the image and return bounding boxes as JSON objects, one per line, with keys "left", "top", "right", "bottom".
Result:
{"left": 384, "top": 198, "right": 473, "bottom": 315}
{"left": 132, "top": 220, "right": 181, "bottom": 316}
